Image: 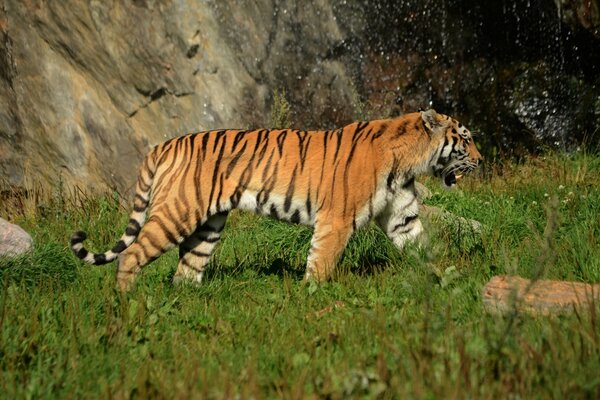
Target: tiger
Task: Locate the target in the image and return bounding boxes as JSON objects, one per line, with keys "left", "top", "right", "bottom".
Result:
{"left": 71, "top": 109, "right": 482, "bottom": 291}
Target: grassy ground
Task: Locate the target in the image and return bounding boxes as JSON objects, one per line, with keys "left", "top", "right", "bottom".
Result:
{"left": 1, "top": 153, "right": 599, "bottom": 399}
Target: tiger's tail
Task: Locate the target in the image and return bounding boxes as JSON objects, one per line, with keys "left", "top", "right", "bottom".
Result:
{"left": 70, "top": 150, "right": 157, "bottom": 265}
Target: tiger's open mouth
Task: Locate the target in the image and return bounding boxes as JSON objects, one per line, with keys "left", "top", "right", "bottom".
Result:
{"left": 442, "top": 171, "right": 463, "bottom": 188}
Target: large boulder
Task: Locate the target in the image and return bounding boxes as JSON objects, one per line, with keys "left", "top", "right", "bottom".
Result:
{"left": 0, "top": 218, "right": 32, "bottom": 257}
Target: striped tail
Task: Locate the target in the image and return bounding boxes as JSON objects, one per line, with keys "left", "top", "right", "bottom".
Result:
{"left": 70, "top": 151, "right": 157, "bottom": 265}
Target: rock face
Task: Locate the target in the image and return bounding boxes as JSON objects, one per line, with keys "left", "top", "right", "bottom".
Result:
{"left": 0, "top": 1, "right": 358, "bottom": 194}
{"left": 0, "top": 1, "right": 598, "bottom": 194}
{"left": 558, "top": 0, "right": 600, "bottom": 39}
{"left": 0, "top": 218, "right": 32, "bottom": 257}
{"left": 347, "top": 0, "right": 600, "bottom": 156}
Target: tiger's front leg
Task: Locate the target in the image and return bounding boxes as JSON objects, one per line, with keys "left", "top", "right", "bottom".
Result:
{"left": 376, "top": 188, "right": 423, "bottom": 251}
{"left": 303, "top": 220, "right": 353, "bottom": 282}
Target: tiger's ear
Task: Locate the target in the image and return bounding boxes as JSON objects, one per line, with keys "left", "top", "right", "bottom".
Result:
{"left": 421, "top": 109, "right": 444, "bottom": 134}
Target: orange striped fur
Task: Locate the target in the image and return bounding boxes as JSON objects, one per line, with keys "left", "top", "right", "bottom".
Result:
{"left": 71, "top": 109, "right": 482, "bottom": 290}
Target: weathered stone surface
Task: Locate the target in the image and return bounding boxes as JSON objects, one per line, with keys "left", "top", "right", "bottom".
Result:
{"left": 1, "top": 1, "right": 598, "bottom": 195}
{"left": 0, "top": 217, "right": 32, "bottom": 257}
{"left": 415, "top": 182, "right": 433, "bottom": 202}
{"left": 0, "top": 1, "right": 359, "bottom": 194}
{"left": 421, "top": 204, "right": 483, "bottom": 236}
{"left": 482, "top": 275, "right": 600, "bottom": 315}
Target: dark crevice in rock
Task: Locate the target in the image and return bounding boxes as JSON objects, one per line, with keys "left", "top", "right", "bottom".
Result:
{"left": 128, "top": 87, "right": 194, "bottom": 118}
{"left": 150, "top": 87, "right": 167, "bottom": 101}
{"left": 186, "top": 44, "right": 199, "bottom": 58}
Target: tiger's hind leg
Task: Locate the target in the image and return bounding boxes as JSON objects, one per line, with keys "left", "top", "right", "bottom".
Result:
{"left": 116, "top": 217, "right": 185, "bottom": 291}
{"left": 304, "top": 220, "right": 353, "bottom": 282}
{"left": 173, "top": 212, "right": 228, "bottom": 285}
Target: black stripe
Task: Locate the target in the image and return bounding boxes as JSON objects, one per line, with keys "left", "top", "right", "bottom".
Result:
{"left": 146, "top": 152, "right": 156, "bottom": 180}
{"left": 296, "top": 130, "right": 311, "bottom": 171}
{"left": 256, "top": 130, "right": 271, "bottom": 163}
{"left": 230, "top": 132, "right": 264, "bottom": 201}
{"left": 232, "top": 130, "right": 247, "bottom": 152}
{"left": 111, "top": 240, "right": 127, "bottom": 254}
{"left": 261, "top": 149, "right": 276, "bottom": 182}
{"left": 276, "top": 130, "right": 288, "bottom": 156}
{"left": 125, "top": 219, "right": 142, "bottom": 236}
{"left": 402, "top": 176, "right": 415, "bottom": 189}
{"left": 179, "top": 257, "right": 204, "bottom": 272}
{"left": 179, "top": 246, "right": 211, "bottom": 258}
{"left": 333, "top": 129, "right": 343, "bottom": 161}
{"left": 189, "top": 249, "right": 211, "bottom": 257}
{"left": 355, "top": 121, "right": 369, "bottom": 134}
{"left": 151, "top": 219, "right": 178, "bottom": 247}
{"left": 208, "top": 133, "right": 228, "bottom": 207}
{"left": 75, "top": 248, "right": 88, "bottom": 260}
{"left": 371, "top": 123, "right": 388, "bottom": 141}
{"left": 156, "top": 139, "right": 175, "bottom": 165}
{"left": 173, "top": 197, "right": 187, "bottom": 221}
{"left": 269, "top": 204, "right": 279, "bottom": 219}
{"left": 305, "top": 193, "right": 312, "bottom": 218}
{"left": 201, "top": 132, "right": 210, "bottom": 158}
{"left": 257, "top": 161, "right": 278, "bottom": 207}
{"left": 226, "top": 141, "right": 248, "bottom": 178}
{"left": 163, "top": 206, "right": 188, "bottom": 240}
{"left": 290, "top": 209, "right": 300, "bottom": 224}
{"left": 212, "top": 130, "right": 227, "bottom": 153}
{"left": 134, "top": 193, "right": 148, "bottom": 205}
{"left": 284, "top": 166, "right": 297, "bottom": 213}
{"left": 215, "top": 174, "right": 225, "bottom": 212}
{"left": 395, "top": 120, "right": 409, "bottom": 138}
{"left": 230, "top": 190, "right": 241, "bottom": 208}
{"left": 318, "top": 132, "right": 329, "bottom": 192}
{"left": 70, "top": 231, "right": 87, "bottom": 246}
{"left": 191, "top": 134, "right": 204, "bottom": 212}
{"left": 158, "top": 225, "right": 179, "bottom": 250}
{"left": 93, "top": 253, "right": 107, "bottom": 264}
{"left": 138, "top": 178, "right": 151, "bottom": 192}
{"left": 342, "top": 128, "right": 366, "bottom": 214}
{"left": 176, "top": 136, "right": 195, "bottom": 216}
{"left": 392, "top": 214, "right": 418, "bottom": 233}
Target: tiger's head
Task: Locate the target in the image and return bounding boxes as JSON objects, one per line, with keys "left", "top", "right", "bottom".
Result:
{"left": 421, "top": 109, "right": 482, "bottom": 188}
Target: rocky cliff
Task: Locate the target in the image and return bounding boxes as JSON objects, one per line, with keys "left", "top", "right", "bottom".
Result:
{"left": 1, "top": 0, "right": 599, "bottom": 194}
{"left": 0, "top": 0, "right": 358, "bottom": 193}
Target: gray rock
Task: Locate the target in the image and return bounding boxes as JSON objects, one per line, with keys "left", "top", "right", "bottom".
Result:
{"left": 0, "top": 218, "right": 33, "bottom": 257}
{"left": 0, "top": 0, "right": 360, "bottom": 195}
{"left": 421, "top": 205, "right": 483, "bottom": 236}
{"left": 415, "top": 182, "right": 433, "bottom": 203}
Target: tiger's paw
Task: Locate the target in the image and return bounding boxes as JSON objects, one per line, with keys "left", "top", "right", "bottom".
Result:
{"left": 172, "top": 272, "right": 204, "bottom": 287}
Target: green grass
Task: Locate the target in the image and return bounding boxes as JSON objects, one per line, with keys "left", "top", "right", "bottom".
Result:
{"left": 1, "top": 153, "right": 599, "bottom": 398}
